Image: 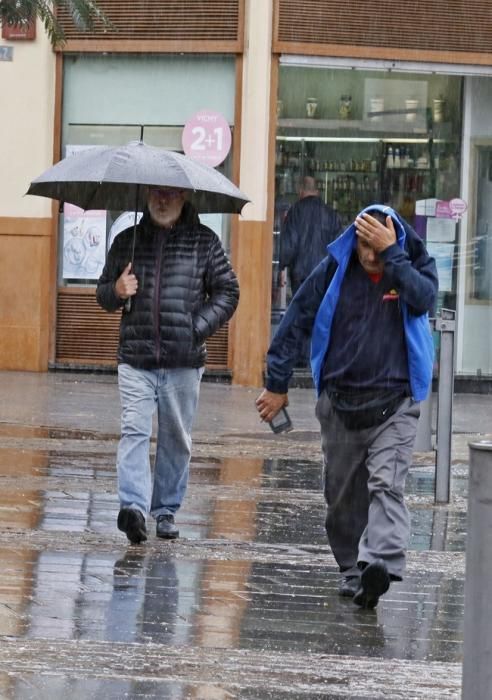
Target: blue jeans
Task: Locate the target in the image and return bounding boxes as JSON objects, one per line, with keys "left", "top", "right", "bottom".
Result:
{"left": 117, "top": 363, "right": 203, "bottom": 519}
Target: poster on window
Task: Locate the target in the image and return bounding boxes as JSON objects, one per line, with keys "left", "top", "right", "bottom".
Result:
{"left": 426, "top": 217, "right": 456, "bottom": 243}
{"left": 62, "top": 145, "right": 107, "bottom": 279}
{"left": 427, "top": 242, "right": 455, "bottom": 292}
{"left": 108, "top": 210, "right": 143, "bottom": 250}
{"left": 63, "top": 203, "right": 107, "bottom": 279}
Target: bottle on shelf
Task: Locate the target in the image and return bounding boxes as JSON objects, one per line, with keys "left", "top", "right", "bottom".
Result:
{"left": 400, "top": 146, "right": 408, "bottom": 169}
{"left": 386, "top": 146, "right": 394, "bottom": 169}
{"left": 394, "top": 147, "right": 401, "bottom": 168}
{"left": 276, "top": 143, "right": 284, "bottom": 167}
{"left": 278, "top": 171, "right": 287, "bottom": 195}
{"left": 406, "top": 148, "right": 415, "bottom": 169}
{"left": 416, "top": 146, "right": 430, "bottom": 170}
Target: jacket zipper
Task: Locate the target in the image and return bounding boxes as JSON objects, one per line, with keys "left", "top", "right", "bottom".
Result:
{"left": 154, "top": 233, "right": 165, "bottom": 364}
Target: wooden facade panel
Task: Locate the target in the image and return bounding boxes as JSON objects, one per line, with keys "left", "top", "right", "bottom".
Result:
{"left": 57, "top": 0, "right": 242, "bottom": 44}
{"left": 276, "top": 0, "right": 492, "bottom": 56}
{"left": 229, "top": 220, "right": 272, "bottom": 387}
{"left": 56, "top": 291, "right": 229, "bottom": 369}
{"left": 0, "top": 217, "right": 52, "bottom": 237}
{"left": 1, "top": 238, "right": 48, "bottom": 326}
{"left": 0, "top": 327, "right": 49, "bottom": 372}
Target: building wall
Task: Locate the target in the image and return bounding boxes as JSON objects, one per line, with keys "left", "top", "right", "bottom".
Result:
{"left": 0, "top": 2, "right": 266, "bottom": 383}
{"left": 2, "top": 2, "right": 492, "bottom": 383}
{"left": 0, "top": 22, "right": 56, "bottom": 370}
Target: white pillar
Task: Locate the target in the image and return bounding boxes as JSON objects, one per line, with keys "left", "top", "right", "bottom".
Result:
{"left": 239, "top": 0, "right": 273, "bottom": 222}
{"left": 231, "top": 1, "right": 274, "bottom": 386}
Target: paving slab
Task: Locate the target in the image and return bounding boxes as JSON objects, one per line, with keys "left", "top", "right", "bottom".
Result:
{"left": 0, "top": 370, "right": 490, "bottom": 698}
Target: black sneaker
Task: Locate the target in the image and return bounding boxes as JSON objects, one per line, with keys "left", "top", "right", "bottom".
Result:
{"left": 117, "top": 507, "right": 147, "bottom": 544}
{"left": 156, "top": 514, "right": 179, "bottom": 540}
{"left": 338, "top": 575, "right": 360, "bottom": 598}
{"left": 353, "top": 559, "right": 390, "bottom": 609}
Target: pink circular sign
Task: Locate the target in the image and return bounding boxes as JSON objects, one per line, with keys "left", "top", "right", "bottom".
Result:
{"left": 449, "top": 198, "right": 467, "bottom": 219}
{"left": 182, "top": 110, "right": 232, "bottom": 167}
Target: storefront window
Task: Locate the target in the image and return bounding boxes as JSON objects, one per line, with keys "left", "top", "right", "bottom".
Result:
{"left": 272, "top": 64, "right": 463, "bottom": 338}
{"left": 59, "top": 54, "right": 235, "bottom": 287}
{"left": 469, "top": 144, "right": 492, "bottom": 301}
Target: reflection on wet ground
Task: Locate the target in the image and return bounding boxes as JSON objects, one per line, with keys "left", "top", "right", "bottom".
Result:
{"left": 0, "top": 422, "right": 119, "bottom": 441}
{"left": 0, "top": 445, "right": 465, "bottom": 698}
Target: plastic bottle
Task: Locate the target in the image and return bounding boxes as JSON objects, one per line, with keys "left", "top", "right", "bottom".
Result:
{"left": 276, "top": 144, "right": 284, "bottom": 167}
{"left": 386, "top": 146, "right": 394, "bottom": 169}
{"left": 400, "top": 146, "right": 407, "bottom": 169}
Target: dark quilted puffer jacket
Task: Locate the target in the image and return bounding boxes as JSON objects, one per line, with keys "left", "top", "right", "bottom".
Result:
{"left": 96, "top": 202, "right": 239, "bottom": 369}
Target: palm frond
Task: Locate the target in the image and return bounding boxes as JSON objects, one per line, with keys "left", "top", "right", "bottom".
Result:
{"left": 0, "top": 0, "right": 112, "bottom": 46}
{"left": 61, "top": 0, "right": 107, "bottom": 31}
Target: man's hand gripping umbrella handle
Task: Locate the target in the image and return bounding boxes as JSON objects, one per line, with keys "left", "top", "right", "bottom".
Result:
{"left": 115, "top": 262, "right": 138, "bottom": 309}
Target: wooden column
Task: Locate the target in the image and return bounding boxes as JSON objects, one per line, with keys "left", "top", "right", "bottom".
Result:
{"left": 231, "top": 219, "right": 273, "bottom": 386}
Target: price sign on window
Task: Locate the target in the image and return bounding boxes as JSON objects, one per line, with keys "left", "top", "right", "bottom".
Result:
{"left": 182, "top": 110, "right": 231, "bottom": 167}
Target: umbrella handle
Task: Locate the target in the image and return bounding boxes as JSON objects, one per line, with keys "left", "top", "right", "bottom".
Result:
{"left": 123, "top": 186, "right": 139, "bottom": 315}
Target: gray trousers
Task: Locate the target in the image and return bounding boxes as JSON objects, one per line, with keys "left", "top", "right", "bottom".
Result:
{"left": 315, "top": 391, "right": 420, "bottom": 580}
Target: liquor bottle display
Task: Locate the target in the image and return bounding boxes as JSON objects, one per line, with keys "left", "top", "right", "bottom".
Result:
{"left": 275, "top": 131, "right": 457, "bottom": 227}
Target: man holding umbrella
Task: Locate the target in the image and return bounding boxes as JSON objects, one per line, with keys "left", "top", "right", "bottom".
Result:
{"left": 27, "top": 140, "right": 247, "bottom": 545}
{"left": 96, "top": 185, "right": 239, "bottom": 544}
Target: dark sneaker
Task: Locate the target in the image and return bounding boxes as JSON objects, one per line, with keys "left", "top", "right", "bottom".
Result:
{"left": 353, "top": 559, "right": 390, "bottom": 609}
{"left": 338, "top": 575, "right": 360, "bottom": 598}
{"left": 156, "top": 514, "right": 179, "bottom": 540}
{"left": 117, "top": 507, "right": 147, "bottom": 544}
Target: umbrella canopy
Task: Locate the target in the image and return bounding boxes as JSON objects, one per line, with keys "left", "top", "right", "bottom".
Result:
{"left": 27, "top": 141, "right": 250, "bottom": 214}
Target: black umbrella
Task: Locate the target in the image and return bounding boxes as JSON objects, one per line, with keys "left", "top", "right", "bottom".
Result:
{"left": 27, "top": 139, "right": 249, "bottom": 214}
{"left": 27, "top": 137, "right": 250, "bottom": 310}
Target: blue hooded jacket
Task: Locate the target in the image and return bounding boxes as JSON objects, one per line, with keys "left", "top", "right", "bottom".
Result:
{"left": 266, "top": 205, "right": 438, "bottom": 401}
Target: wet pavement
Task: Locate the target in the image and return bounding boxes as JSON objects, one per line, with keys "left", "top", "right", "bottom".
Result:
{"left": 0, "top": 372, "right": 490, "bottom": 698}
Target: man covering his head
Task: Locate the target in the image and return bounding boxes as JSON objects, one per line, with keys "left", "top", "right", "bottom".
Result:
{"left": 257, "top": 205, "right": 437, "bottom": 609}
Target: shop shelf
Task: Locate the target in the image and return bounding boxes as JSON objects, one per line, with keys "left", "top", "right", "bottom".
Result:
{"left": 277, "top": 117, "right": 430, "bottom": 135}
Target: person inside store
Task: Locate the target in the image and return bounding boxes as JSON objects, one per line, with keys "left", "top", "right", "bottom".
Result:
{"left": 256, "top": 205, "right": 437, "bottom": 609}
{"left": 96, "top": 186, "right": 239, "bottom": 545}
{"left": 279, "top": 175, "right": 342, "bottom": 366}
{"left": 280, "top": 175, "right": 342, "bottom": 295}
